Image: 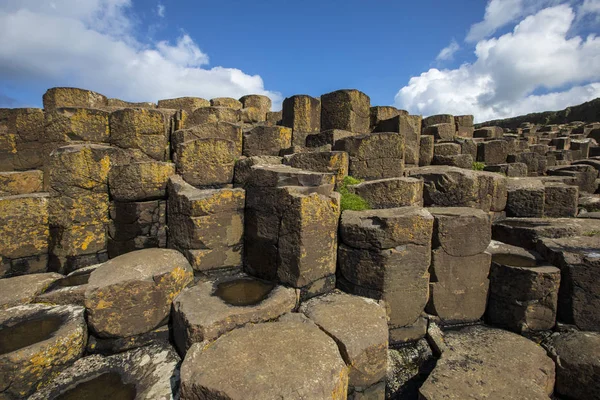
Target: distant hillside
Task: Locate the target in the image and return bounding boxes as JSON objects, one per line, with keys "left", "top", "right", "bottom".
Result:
{"left": 475, "top": 97, "right": 600, "bottom": 129}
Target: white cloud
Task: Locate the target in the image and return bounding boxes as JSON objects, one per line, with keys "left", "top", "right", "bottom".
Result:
{"left": 395, "top": 4, "right": 600, "bottom": 122}
{"left": 580, "top": 0, "right": 600, "bottom": 14}
{"left": 436, "top": 40, "right": 460, "bottom": 62}
{"left": 0, "top": 0, "right": 281, "bottom": 108}
{"left": 466, "top": 0, "right": 562, "bottom": 43}
{"left": 157, "top": 3, "right": 165, "bottom": 18}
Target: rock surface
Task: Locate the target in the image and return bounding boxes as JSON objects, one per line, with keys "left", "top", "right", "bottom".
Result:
{"left": 180, "top": 314, "right": 348, "bottom": 399}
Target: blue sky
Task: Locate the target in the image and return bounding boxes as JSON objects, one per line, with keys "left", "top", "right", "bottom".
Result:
{"left": 0, "top": 0, "right": 599, "bottom": 122}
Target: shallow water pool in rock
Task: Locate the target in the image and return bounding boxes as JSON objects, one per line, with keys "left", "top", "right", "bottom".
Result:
{"left": 0, "top": 315, "right": 62, "bottom": 355}
{"left": 54, "top": 372, "right": 136, "bottom": 400}
{"left": 214, "top": 278, "right": 275, "bottom": 306}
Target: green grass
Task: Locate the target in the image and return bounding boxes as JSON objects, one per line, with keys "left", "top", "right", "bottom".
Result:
{"left": 337, "top": 176, "right": 371, "bottom": 212}
{"left": 583, "top": 230, "right": 600, "bottom": 237}
{"left": 472, "top": 161, "right": 486, "bottom": 171}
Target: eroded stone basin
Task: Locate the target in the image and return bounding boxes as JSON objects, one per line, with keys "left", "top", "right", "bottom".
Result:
{"left": 213, "top": 277, "right": 275, "bottom": 306}
{"left": 0, "top": 314, "right": 62, "bottom": 355}
{"left": 47, "top": 271, "right": 92, "bottom": 291}
{"left": 54, "top": 372, "right": 136, "bottom": 400}
{"left": 491, "top": 253, "right": 538, "bottom": 268}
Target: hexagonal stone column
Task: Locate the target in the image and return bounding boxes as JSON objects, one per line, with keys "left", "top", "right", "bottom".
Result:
{"left": 243, "top": 125, "right": 292, "bottom": 156}
{"left": 109, "top": 108, "right": 170, "bottom": 161}
{"left": 281, "top": 95, "right": 321, "bottom": 146}
{"left": 244, "top": 165, "right": 339, "bottom": 299}
{"left": 346, "top": 177, "right": 423, "bottom": 208}
{"left": 299, "top": 290, "right": 388, "bottom": 392}
{"left": 180, "top": 314, "right": 348, "bottom": 399}
{"left": 0, "top": 193, "right": 50, "bottom": 277}
{"left": 43, "top": 87, "right": 108, "bottom": 110}
{"left": 168, "top": 175, "right": 245, "bottom": 274}
{"left": 334, "top": 133, "right": 405, "bottom": 180}
{"left": 321, "top": 89, "right": 370, "bottom": 134}
{"left": 174, "top": 138, "right": 236, "bottom": 187}
{"left": 84, "top": 248, "right": 193, "bottom": 338}
{"left": 172, "top": 276, "right": 298, "bottom": 354}
{"left": 426, "top": 208, "right": 491, "bottom": 324}
{"left": 487, "top": 253, "right": 560, "bottom": 332}
{"left": 337, "top": 207, "right": 433, "bottom": 343}
{"left": 0, "top": 304, "right": 87, "bottom": 398}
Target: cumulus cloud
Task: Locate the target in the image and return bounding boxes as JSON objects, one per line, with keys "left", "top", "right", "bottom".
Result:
{"left": 157, "top": 3, "right": 165, "bottom": 18}
{"left": 0, "top": 0, "right": 281, "bottom": 107}
{"left": 395, "top": 4, "right": 600, "bottom": 122}
{"left": 436, "top": 40, "right": 460, "bottom": 62}
{"left": 466, "top": 0, "right": 561, "bottom": 43}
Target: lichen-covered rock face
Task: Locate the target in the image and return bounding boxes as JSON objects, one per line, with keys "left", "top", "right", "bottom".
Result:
{"left": 28, "top": 343, "right": 180, "bottom": 400}
{"left": 281, "top": 95, "right": 321, "bottom": 144}
{"left": 172, "top": 121, "right": 243, "bottom": 155}
{"left": 347, "top": 177, "right": 423, "bottom": 209}
{"left": 108, "top": 161, "right": 175, "bottom": 201}
{"left": 242, "top": 125, "right": 293, "bottom": 156}
{"left": 175, "top": 138, "right": 236, "bottom": 187}
{"left": 546, "top": 331, "right": 600, "bottom": 400}
{"left": 109, "top": 108, "right": 170, "bottom": 161}
{"left": 180, "top": 314, "right": 348, "bottom": 400}
{"left": 0, "top": 170, "right": 43, "bottom": 196}
{"left": 299, "top": 291, "right": 388, "bottom": 389}
{"left": 157, "top": 96, "right": 210, "bottom": 113}
{"left": 321, "top": 89, "right": 370, "bottom": 134}
{"left": 35, "top": 264, "right": 99, "bottom": 306}
{"left": 84, "top": 248, "right": 193, "bottom": 338}
{"left": 172, "top": 276, "right": 298, "bottom": 355}
{"left": 419, "top": 326, "right": 555, "bottom": 400}
{"left": 0, "top": 304, "right": 87, "bottom": 399}
{"left": 43, "top": 87, "right": 108, "bottom": 111}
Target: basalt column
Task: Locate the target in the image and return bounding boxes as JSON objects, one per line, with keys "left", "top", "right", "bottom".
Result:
{"left": 244, "top": 164, "right": 340, "bottom": 299}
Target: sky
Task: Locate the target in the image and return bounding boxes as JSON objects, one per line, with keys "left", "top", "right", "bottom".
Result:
{"left": 0, "top": 0, "right": 599, "bottom": 122}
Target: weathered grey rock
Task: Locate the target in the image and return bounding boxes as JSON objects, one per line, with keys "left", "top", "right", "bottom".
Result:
{"left": 44, "top": 107, "right": 110, "bottom": 143}
{"left": 321, "top": 89, "right": 370, "bottom": 134}
{"left": 346, "top": 177, "right": 423, "bottom": 209}
{"left": 434, "top": 142, "right": 461, "bottom": 156}
{"left": 305, "top": 129, "right": 358, "bottom": 148}
{"left": 34, "top": 264, "right": 99, "bottom": 306}
{"left": 29, "top": 343, "right": 180, "bottom": 400}
{"left": 508, "top": 151, "right": 548, "bottom": 176}
{"left": 386, "top": 339, "right": 435, "bottom": 399}
{"left": 108, "top": 161, "right": 175, "bottom": 201}
{"left": 506, "top": 177, "right": 546, "bottom": 217}
{"left": 370, "top": 106, "right": 400, "bottom": 131}
{"left": 408, "top": 166, "right": 506, "bottom": 212}
{"left": 173, "top": 276, "right": 298, "bottom": 354}
{"left": 487, "top": 253, "right": 560, "bottom": 332}
{"left": 233, "top": 155, "right": 282, "bottom": 187}
{"left": 239, "top": 94, "right": 272, "bottom": 115}
{"left": 374, "top": 114, "right": 422, "bottom": 165}
{"left": 433, "top": 153, "right": 473, "bottom": 169}
{"left": 492, "top": 216, "right": 600, "bottom": 249}
{"left": 423, "top": 123, "right": 454, "bottom": 141}
{"left": 423, "top": 114, "right": 454, "bottom": 129}
{"left": 168, "top": 175, "right": 245, "bottom": 273}
{"left": 429, "top": 207, "right": 491, "bottom": 257}
{"left": 536, "top": 235, "right": 600, "bottom": 331}
{"left": 0, "top": 272, "right": 62, "bottom": 309}
{"left": 477, "top": 140, "right": 508, "bottom": 165}
{"left": 338, "top": 208, "right": 433, "bottom": 339}
{"left": 0, "top": 304, "right": 87, "bottom": 399}
{"left": 284, "top": 151, "right": 349, "bottom": 186}
{"left": 548, "top": 164, "right": 599, "bottom": 194}
{"left": 300, "top": 290, "right": 388, "bottom": 388}
{"left": 1, "top": 254, "right": 48, "bottom": 279}
{"left": 180, "top": 314, "right": 349, "bottom": 399}
{"left": 86, "top": 324, "right": 170, "bottom": 355}
{"left": 544, "top": 182, "right": 578, "bottom": 217}
{"left": 419, "top": 326, "right": 555, "bottom": 400}
{"left": 484, "top": 162, "right": 528, "bottom": 177}
{"left": 245, "top": 164, "right": 335, "bottom": 188}
{"left": 547, "top": 331, "right": 600, "bottom": 400}
{"left": 419, "top": 135, "right": 434, "bottom": 166}
{"left": 473, "top": 126, "right": 503, "bottom": 139}
{"left": 333, "top": 133, "right": 405, "bottom": 180}
{"left": 455, "top": 115, "right": 474, "bottom": 137}
{"left": 84, "top": 248, "right": 193, "bottom": 337}
{"left": 243, "top": 125, "right": 292, "bottom": 156}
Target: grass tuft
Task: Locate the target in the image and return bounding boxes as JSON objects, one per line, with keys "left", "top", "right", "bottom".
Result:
{"left": 336, "top": 176, "right": 371, "bottom": 211}
{"left": 472, "top": 161, "right": 485, "bottom": 171}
